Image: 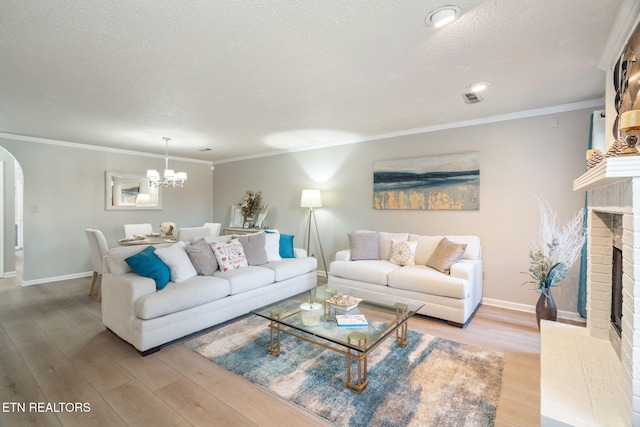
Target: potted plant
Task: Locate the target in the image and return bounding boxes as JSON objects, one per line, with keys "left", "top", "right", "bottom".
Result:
{"left": 524, "top": 198, "right": 585, "bottom": 328}
{"left": 241, "top": 190, "right": 262, "bottom": 228}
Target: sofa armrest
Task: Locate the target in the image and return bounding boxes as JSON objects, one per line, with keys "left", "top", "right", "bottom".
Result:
{"left": 294, "top": 248, "right": 308, "bottom": 258}
{"left": 101, "top": 272, "right": 157, "bottom": 330}
{"left": 449, "top": 259, "right": 482, "bottom": 282}
{"left": 335, "top": 249, "right": 351, "bottom": 262}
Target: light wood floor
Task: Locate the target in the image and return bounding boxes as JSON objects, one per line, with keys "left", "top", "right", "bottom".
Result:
{"left": 0, "top": 267, "right": 540, "bottom": 426}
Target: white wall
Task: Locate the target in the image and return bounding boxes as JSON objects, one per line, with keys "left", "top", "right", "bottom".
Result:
{"left": 211, "top": 107, "right": 594, "bottom": 314}
{"left": 0, "top": 138, "right": 214, "bottom": 284}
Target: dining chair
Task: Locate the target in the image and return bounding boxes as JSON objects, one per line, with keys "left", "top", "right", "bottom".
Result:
{"left": 203, "top": 222, "right": 222, "bottom": 237}
{"left": 176, "top": 226, "right": 212, "bottom": 242}
{"left": 84, "top": 229, "right": 109, "bottom": 301}
{"left": 123, "top": 223, "right": 153, "bottom": 237}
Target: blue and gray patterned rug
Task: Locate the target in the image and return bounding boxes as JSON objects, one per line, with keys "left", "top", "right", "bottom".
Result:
{"left": 184, "top": 315, "right": 504, "bottom": 426}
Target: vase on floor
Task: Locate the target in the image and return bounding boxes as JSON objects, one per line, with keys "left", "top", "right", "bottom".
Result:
{"left": 535, "top": 290, "right": 557, "bottom": 329}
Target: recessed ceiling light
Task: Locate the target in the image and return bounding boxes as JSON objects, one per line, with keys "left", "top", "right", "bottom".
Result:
{"left": 468, "top": 81, "right": 490, "bottom": 92}
{"left": 426, "top": 6, "right": 461, "bottom": 28}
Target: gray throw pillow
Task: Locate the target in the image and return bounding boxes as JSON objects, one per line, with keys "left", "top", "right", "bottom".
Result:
{"left": 238, "top": 233, "right": 268, "bottom": 265}
{"left": 185, "top": 238, "right": 218, "bottom": 275}
{"left": 348, "top": 232, "right": 380, "bottom": 260}
{"left": 426, "top": 237, "right": 467, "bottom": 274}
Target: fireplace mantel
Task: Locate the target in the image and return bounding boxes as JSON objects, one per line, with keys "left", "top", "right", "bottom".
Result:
{"left": 573, "top": 156, "right": 640, "bottom": 191}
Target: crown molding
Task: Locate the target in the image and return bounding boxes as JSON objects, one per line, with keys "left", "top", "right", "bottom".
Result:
{"left": 212, "top": 99, "right": 605, "bottom": 165}
{"left": 0, "top": 132, "right": 213, "bottom": 166}
{"left": 598, "top": 0, "right": 640, "bottom": 70}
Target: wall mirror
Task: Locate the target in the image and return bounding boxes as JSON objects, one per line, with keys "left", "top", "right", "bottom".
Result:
{"left": 106, "top": 171, "right": 162, "bottom": 210}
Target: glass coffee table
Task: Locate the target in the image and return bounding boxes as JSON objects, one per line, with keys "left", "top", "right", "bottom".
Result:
{"left": 251, "top": 285, "right": 424, "bottom": 393}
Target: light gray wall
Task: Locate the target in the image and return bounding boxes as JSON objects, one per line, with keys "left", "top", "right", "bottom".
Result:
{"left": 0, "top": 107, "right": 592, "bottom": 312}
{"left": 0, "top": 139, "right": 214, "bottom": 283}
{"left": 211, "top": 108, "right": 594, "bottom": 314}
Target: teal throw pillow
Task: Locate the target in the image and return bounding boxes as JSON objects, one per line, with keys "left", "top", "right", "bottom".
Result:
{"left": 125, "top": 246, "right": 171, "bottom": 290}
{"left": 279, "top": 233, "right": 295, "bottom": 258}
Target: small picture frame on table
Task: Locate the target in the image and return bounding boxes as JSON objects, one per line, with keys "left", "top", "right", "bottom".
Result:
{"left": 229, "top": 205, "right": 244, "bottom": 227}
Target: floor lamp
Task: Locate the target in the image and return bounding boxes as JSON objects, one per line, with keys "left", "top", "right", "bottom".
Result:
{"left": 300, "top": 189, "right": 327, "bottom": 276}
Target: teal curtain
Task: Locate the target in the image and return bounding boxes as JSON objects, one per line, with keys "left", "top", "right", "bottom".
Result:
{"left": 578, "top": 114, "right": 593, "bottom": 318}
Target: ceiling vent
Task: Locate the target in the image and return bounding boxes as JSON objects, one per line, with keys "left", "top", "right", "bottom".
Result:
{"left": 462, "top": 92, "right": 483, "bottom": 104}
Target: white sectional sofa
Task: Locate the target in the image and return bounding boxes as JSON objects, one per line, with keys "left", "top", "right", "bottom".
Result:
{"left": 101, "top": 232, "right": 317, "bottom": 355}
{"left": 328, "top": 231, "right": 482, "bottom": 327}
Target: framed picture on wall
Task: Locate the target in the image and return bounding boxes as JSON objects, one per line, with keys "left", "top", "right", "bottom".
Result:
{"left": 229, "top": 205, "right": 244, "bottom": 227}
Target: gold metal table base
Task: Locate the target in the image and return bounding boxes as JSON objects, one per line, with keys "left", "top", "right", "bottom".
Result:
{"left": 265, "top": 303, "right": 411, "bottom": 394}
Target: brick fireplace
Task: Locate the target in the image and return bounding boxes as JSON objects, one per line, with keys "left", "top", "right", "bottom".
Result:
{"left": 574, "top": 156, "right": 640, "bottom": 426}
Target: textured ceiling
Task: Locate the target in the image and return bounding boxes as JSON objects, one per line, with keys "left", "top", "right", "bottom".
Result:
{"left": 0, "top": 0, "right": 623, "bottom": 162}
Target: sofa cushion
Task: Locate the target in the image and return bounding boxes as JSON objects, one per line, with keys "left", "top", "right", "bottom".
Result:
{"left": 214, "top": 266, "right": 275, "bottom": 294}
{"left": 263, "top": 257, "right": 317, "bottom": 281}
{"left": 134, "top": 275, "right": 231, "bottom": 320}
{"left": 329, "top": 260, "right": 400, "bottom": 286}
{"left": 426, "top": 238, "right": 467, "bottom": 273}
{"left": 125, "top": 246, "right": 171, "bottom": 290}
{"left": 212, "top": 239, "right": 249, "bottom": 272}
{"left": 155, "top": 241, "right": 198, "bottom": 283}
{"left": 389, "top": 240, "right": 417, "bottom": 266}
{"left": 388, "top": 265, "right": 469, "bottom": 299}
{"left": 238, "top": 233, "right": 268, "bottom": 265}
{"left": 378, "top": 232, "right": 409, "bottom": 260}
{"left": 186, "top": 238, "right": 219, "bottom": 275}
{"left": 348, "top": 232, "right": 380, "bottom": 260}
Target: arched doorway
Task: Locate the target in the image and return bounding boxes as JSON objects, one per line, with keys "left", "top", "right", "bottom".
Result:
{"left": 0, "top": 146, "right": 22, "bottom": 279}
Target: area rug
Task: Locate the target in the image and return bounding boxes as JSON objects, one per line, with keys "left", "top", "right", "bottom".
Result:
{"left": 184, "top": 315, "right": 504, "bottom": 427}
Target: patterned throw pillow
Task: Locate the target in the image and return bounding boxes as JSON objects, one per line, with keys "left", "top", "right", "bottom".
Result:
{"left": 212, "top": 239, "right": 249, "bottom": 272}
{"left": 389, "top": 240, "right": 417, "bottom": 266}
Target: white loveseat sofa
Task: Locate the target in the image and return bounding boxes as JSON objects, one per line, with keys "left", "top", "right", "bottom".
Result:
{"left": 101, "top": 232, "right": 317, "bottom": 355}
{"left": 328, "top": 231, "right": 482, "bottom": 327}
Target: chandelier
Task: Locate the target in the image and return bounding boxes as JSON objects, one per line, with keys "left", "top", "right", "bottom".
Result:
{"left": 147, "top": 137, "right": 187, "bottom": 188}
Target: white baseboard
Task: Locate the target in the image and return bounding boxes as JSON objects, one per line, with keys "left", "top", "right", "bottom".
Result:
{"left": 1, "top": 271, "right": 17, "bottom": 278}
{"left": 22, "top": 271, "right": 93, "bottom": 286}
{"left": 482, "top": 297, "right": 585, "bottom": 323}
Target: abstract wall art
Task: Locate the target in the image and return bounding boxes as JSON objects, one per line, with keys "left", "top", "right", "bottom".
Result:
{"left": 373, "top": 152, "right": 480, "bottom": 210}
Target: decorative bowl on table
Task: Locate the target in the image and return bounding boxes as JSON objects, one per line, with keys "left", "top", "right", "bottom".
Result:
{"left": 326, "top": 294, "right": 363, "bottom": 312}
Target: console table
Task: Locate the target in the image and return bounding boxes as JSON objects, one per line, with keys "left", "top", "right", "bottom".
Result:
{"left": 223, "top": 227, "right": 262, "bottom": 236}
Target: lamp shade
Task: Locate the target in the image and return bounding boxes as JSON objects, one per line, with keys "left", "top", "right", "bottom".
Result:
{"left": 300, "top": 189, "right": 322, "bottom": 208}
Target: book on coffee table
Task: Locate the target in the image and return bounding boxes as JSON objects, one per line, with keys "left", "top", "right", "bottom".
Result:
{"left": 336, "top": 314, "right": 368, "bottom": 327}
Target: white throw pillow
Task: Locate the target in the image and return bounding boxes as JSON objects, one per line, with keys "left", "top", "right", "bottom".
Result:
{"left": 154, "top": 241, "right": 198, "bottom": 283}
{"left": 212, "top": 239, "right": 249, "bottom": 272}
{"left": 389, "top": 240, "right": 417, "bottom": 266}
{"left": 378, "top": 232, "right": 410, "bottom": 260}
{"left": 264, "top": 232, "right": 282, "bottom": 262}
